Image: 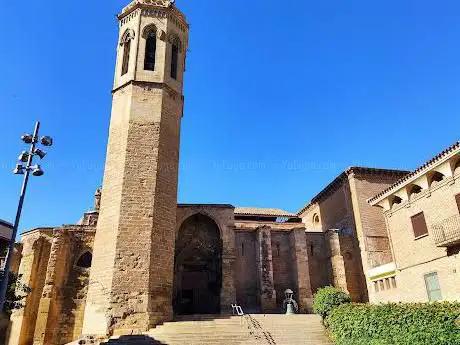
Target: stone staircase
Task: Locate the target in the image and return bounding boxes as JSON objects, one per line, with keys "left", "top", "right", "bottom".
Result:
{"left": 101, "top": 314, "right": 334, "bottom": 345}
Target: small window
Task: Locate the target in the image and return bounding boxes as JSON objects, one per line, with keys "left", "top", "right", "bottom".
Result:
{"left": 241, "top": 242, "right": 245, "bottom": 257}
{"left": 379, "top": 280, "right": 385, "bottom": 291}
{"left": 121, "top": 39, "right": 131, "bottom": 76}
{"left": 76, "top": 251, "right": 92, "bottom": 269}
{"left": 411, "top": 212, "right": 429, "bottom": 238}
{"left": 424, "top": 272, "right": 442, "bottom": 301}
{"left": 391, "top": 276, "right": 397, "bottom": 289}
{"left": 276, "top": 243, "right": 281, "bottom": 257}
{"left": 310, "top": 243, "right": 314, "bottom": 257}
{"left": 144, "top": 30, "right": 157, "bottom": 71}
{"left": 313, "top": 214, "right": 320, "bottom": 225}
{"left": 171, "top": 42, "right": 179, "bottom": 79}
{"left": 455, "top": 194, "right": 460, "bottom": 214}
{"left": 384, "top": 278, "right": 390, "bottom": 290}
{"left": 374, "top": 281, "right": 379, "bottom": 292}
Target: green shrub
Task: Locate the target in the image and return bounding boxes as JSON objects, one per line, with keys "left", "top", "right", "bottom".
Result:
{"left": 326, "top": 302, "right": 460, "bottom": 345}
{"left": 0, "top": 272, "right": 32, "bottom": 315}
{"left": 313, "top": 286, "right": 351, "bottom": 319}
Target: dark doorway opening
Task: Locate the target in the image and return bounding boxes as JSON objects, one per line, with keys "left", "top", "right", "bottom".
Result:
{"left": 173, "top": 214, "right": 222, "bottom": 315}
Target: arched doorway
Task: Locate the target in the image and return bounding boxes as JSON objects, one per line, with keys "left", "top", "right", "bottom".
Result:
{"left": 173, "top": 214, "right": 222, "bottom": 315}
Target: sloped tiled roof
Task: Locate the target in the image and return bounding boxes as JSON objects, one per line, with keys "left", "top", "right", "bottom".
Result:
{"left": 368, "top": 140, "right": 460, "bottom": 204}
{"left": 234, "top": 207, "right": 297, "bottom": 218}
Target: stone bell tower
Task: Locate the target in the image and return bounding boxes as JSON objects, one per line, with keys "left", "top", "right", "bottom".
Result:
{"left": 83, "top": 0, "right": 188, "bottom": 336}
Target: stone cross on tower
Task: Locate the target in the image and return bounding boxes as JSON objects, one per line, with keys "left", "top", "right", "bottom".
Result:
{"left": 82, "top": 0, "right": 188, "bottom": 336}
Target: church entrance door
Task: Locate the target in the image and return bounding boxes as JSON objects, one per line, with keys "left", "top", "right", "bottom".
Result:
{"left": 173, "top": 214, "right": 222, "bottom": 315}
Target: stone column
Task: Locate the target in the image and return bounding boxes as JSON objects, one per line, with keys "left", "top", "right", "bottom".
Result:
{"left": 33, "top": 230, "right": 70, "bottom": 345}
{"left": 327, "top": 232, "right": 349, "bottom": 293}
{"left": 8, "top": 235, "right": 51, "bottom": 345}
{"left": 220, "top": 225, "right": 236, "bottom": 313}
{"left": 290, "top": 228, "right": 314, "bottom": 313}
{"left": 256, "top": 227, "right": 276, "bottom": 312}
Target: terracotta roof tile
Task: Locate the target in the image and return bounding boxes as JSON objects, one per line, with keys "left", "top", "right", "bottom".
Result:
{"left": 234, "top": 207, "right": 297, "bottom": 218}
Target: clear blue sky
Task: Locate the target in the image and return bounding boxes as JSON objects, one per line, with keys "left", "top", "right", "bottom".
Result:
{"left": 1, "top": 0, "right": 460, "bottom": 235}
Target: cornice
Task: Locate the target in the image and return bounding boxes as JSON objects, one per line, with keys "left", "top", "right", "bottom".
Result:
{"left": 119, "top": 1, "right": 188, "bottom": 29}
{"left": 368, "top": 140, "right": 460, "bottom": 205}
{"left": 112, "top": 80, "right": 183, "bottom": 100}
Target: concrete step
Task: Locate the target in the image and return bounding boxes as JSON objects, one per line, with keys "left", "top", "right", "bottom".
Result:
{"left": 99, "top": 314, "right": 333, "bottom": 345}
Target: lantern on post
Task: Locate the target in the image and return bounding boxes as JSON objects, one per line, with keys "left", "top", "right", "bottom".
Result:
{"left": 283, "top": 288, "right": 298, "bottom": 315}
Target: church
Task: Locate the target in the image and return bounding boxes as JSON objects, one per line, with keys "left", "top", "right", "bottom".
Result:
{"left": 5, "top": 1, "right": 413, "bottom": 344}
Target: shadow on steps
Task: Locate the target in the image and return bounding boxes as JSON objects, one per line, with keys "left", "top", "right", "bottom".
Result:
{"left": 102, "top": 335, "right": 168, "bottom": 345}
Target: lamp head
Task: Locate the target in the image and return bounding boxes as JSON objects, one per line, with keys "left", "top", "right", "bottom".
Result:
{"left": 21, "top": 134, "right": 34, "bottom": 144}
{"left": 31, "top": 165, "right": 44, "bottom": 177}
{"left": 13, "top": 164, "right": 25, "bottom": 175}
{"left": 284, "top": 289, "right": 294, "bottom": 299}
{"left": 18, "top": 151, "right": 29, "bottom": 163}
{"left": 33, "top": 148, "right": 46, "bottom": 159}
{"left": 40, "top": 136, "right": 53, "bottom": 147}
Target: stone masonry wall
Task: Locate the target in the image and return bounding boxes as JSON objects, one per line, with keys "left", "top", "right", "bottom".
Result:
{"left": 8, "top": 231, "right": 52, "bottom": 345}
{"left": 56, "top": 228, "right": 95, "bottom": 344}
{"left": 305, "top": 232, "right": 331, "bottom": 294}
{"left": 175, "top": 206, "right": 236, "bottom": 313}
{"left": 235, "top": 231, "right": 259, "bottom": 312}
{"left": 271, "top": 231, "right": 296, "bottom": 310}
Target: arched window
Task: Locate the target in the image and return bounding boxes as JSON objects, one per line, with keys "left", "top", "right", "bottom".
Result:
{"left": 170, "top": 36, "right": 181, "bottom": 79}
{"left": 390, "top": 196, "right": 402, "bottom": 209}
{"left": 430, "top": 172, "right": 445, "bottom": 186}
{"left": 76, "top": 251, "right": 92, "bottom": 269}
{"left": 313, "top": 214, "right": 320, "bottom": 225}
{"left": 454, "top": 159, "right": 460, "bottom": 175}
{"left": 120, "top": 30, "right": 134, "bottom": 76}
{"left": 408, "top": 185, "right": 422, "bottom": 199}
{"left": 144, "top": 30, "right": 157, "bottom": 71}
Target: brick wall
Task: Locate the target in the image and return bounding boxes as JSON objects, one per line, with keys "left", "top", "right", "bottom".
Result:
{"left": 374, "top": 174, "right": 460, "bottom": 303}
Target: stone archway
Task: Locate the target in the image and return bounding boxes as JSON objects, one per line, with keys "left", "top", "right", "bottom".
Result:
{"left": 173, "top": 214, "right": 222, "bottom": 315}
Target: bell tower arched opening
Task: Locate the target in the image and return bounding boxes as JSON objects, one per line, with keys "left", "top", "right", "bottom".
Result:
{"left": 173, "top": 214, "right": 222, "bottom": 315}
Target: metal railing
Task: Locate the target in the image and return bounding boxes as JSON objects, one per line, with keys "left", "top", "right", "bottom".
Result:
{"left": 432, "top": 214, "right": 460, "bottom": 247}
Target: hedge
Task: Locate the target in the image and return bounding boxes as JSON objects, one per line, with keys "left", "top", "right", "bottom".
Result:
{"left": 326, "top": 302, "right": 460, "bottom": 345}
{"left": 313, "top": 286, "right": 351, "bottom": 319}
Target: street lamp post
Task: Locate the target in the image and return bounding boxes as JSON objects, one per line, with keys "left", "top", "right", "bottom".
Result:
{"left": 0, "top": 121, "right": 53, "bottom": 312}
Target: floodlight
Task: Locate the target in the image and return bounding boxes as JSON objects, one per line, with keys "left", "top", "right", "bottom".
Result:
{"left": 40, "top": 136, "right": 53, "bottom": 147}
{"left": 31, "top": 165, "right": 44, "bottom": 177}
{"left": 13, "top": 164, "right": 25, "bottom": 175}
{"left": 18, "top": 151, "right": 29, "bottom": 162}
{"left": 33, "top": 148, "right": 46, "bottom": 159}
{"left": 21, "top": 134, "right": 33, "bottom": 144}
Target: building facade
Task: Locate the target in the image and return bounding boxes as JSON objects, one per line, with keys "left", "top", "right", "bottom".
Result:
{"left": 4, "top": 0, "right": 460, "bottom": 344}
{"left": 298, "top": 167, "right": 409, "bottom": 302}
{"left": 368, "top": 142, "right": 460, "bottom": 303}
{"left": 6, "top": 165, "right": 410, "bottom": 345}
